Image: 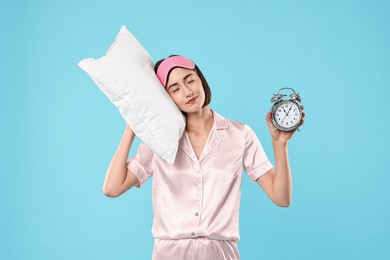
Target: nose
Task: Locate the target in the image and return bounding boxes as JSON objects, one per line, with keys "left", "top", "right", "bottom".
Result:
{"left": 184, "top": 84, "right": 194, "bottom": 97}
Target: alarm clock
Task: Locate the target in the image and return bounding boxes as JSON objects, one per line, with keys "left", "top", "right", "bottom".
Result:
{"left": 270, "top": 87, "right": 302, "bottom": 132}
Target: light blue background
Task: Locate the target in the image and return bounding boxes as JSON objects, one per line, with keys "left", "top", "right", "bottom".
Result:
{"left": 2, "top": 0, "right": 389, "bottom": 259}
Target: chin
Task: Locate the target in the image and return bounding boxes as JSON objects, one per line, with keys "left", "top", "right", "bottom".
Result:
{"left": 183, "top": 107, "right": 204, "bottom": 114}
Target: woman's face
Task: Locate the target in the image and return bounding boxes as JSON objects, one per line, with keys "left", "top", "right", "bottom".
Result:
{"left": 165, "top": 67, "right": 205, "bottom": 113}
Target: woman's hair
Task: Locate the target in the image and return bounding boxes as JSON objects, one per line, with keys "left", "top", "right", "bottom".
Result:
{"left": 154, "top": 55, "right": 212, "bottom": 108}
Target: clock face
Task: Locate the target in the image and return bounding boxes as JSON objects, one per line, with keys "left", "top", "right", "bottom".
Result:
{"left": 273, "top": 101, "right": 301, "bottom": 130}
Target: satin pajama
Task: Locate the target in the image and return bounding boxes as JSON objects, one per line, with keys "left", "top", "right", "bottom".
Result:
{"left": 152, "top": 237, "right": 240, "bottom": 260}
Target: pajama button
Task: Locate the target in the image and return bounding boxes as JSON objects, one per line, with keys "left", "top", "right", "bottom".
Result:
{"left": 195, "top": 212, "right": 199, "bottom": 216}
{"left": 191, "top": 232, "right": 196, "bottom": 236}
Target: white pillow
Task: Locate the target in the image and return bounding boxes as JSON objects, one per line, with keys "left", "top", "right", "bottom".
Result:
{"left": 78, "top": 25, "right": 185, "bottom": 164}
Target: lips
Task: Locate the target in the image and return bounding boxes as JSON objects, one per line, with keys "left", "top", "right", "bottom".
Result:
{"left": 186, "top": 96, "right": 198, "bottom": 104}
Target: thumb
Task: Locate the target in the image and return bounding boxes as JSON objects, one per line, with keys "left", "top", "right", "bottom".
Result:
{"left": 265, "top": 112, "right": 273, "bottom": 125}
{"left": 265, "top": 112, "right": 276, "bottom": 130}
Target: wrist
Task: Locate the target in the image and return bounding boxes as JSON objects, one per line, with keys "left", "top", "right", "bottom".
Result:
{"left": 272, "top": 139, "right": 288, "bottom": 147}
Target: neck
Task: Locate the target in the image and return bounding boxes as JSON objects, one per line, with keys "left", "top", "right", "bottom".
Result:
{"left": 185, "top": 107, "right": 213, "bottom": 134}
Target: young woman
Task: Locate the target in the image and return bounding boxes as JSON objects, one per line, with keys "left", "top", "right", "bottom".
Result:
{"left": 103, "top": 55, "right": 305, "bottom": 260}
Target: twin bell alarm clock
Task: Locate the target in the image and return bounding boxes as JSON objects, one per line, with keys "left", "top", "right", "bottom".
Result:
{"left": 270, "top": 87, "right": 303, "bottom": 132}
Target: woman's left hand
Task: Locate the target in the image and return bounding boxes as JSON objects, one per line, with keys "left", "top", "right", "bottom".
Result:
{"left": 265, "top": 105, "right": 305, "bottom": 144}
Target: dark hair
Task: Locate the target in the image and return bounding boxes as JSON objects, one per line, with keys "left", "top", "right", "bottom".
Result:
{"left": 154, "top": 55, "right": 212, "bottom": 108}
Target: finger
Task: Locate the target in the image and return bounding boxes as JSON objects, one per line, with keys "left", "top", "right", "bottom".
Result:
{"left": 290, "top": 128, "right": 297, "bottom": 135}
{"left": 265, "top": 112, "right": 278, "bottom": 131}
{"left": 300, "top": 105, "right": 304, "bottom": 110}
{"left": 266, "top": 114, "right": 277, "bottom": 130}
{"left": 265, "top": 112, "right": 272, "bottom": 122}
{"left": 302, "top": 112, "right": 306, "bottom": 118}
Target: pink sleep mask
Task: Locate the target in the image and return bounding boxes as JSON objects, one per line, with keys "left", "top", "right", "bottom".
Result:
{"left": 156, "top": 56, "right": 195, "bottom": 88}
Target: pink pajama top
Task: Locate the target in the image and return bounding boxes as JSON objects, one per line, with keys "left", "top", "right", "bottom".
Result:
{"left": 126, "top": 109, "right": 274, "bottom": 242}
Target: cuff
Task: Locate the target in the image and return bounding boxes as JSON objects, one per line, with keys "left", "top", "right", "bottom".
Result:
{"left": 126, "top": 159, "right": 148, "bottom": 188}
{"left": 247, "top": 161, "right": 274, "bottom": 183}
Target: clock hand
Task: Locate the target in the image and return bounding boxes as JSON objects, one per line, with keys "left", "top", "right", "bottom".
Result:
{"left": 282, "top": 106, "right": 295, "bottom": 122}
{"left": 281, "top": 106, "right": 295, "bottom": 124}
{"left": 280, "top": 106, "right": 289, "bottom": 122}
{"left": 286, "top": 106, "right": 293, "bottom": 117}
{"left": 281, "top": 114, "right": 288, "bottom": 123}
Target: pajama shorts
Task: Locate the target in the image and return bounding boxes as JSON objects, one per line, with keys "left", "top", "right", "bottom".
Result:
{"left": 152, "top": 237, "right": 240, "bottom": 260}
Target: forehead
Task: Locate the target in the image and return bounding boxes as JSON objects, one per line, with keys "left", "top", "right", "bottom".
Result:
{"left": 167, "top": 67, "right": 196, "bottom": 84}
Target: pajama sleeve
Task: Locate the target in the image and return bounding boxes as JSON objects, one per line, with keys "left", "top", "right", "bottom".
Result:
{"left": 243, "top": 124, "right": 274, "bottom": 183}
{"left": 126, "top": 142, "right": 154, "bottom": 188}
